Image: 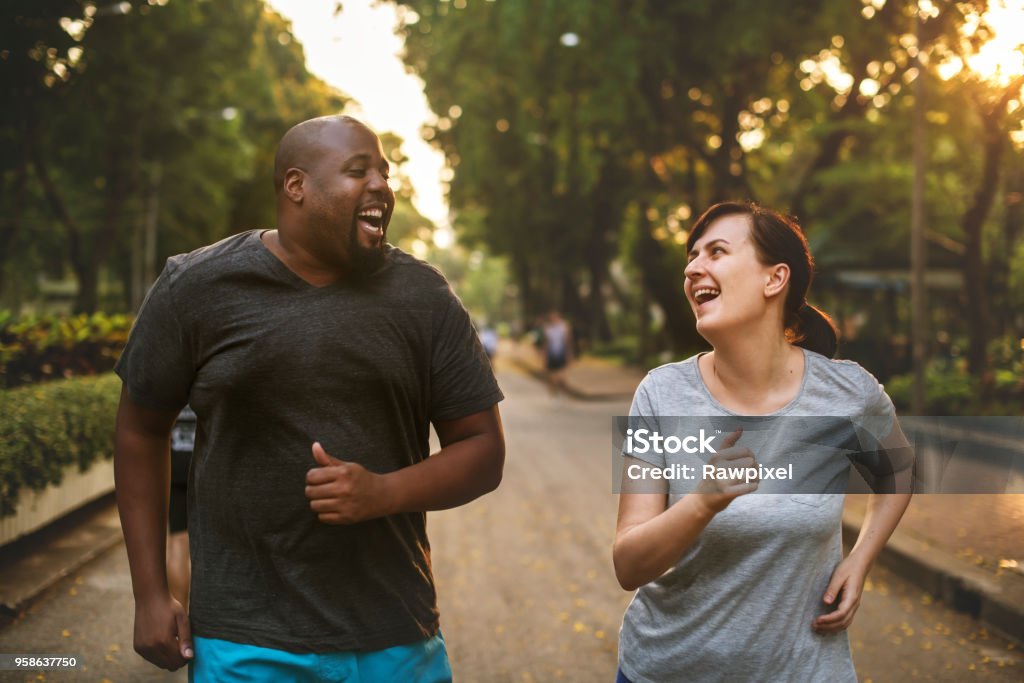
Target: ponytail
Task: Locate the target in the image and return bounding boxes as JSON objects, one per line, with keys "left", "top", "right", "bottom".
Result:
{"left": 792, "top": 303, "right": 838, "bottom": 359}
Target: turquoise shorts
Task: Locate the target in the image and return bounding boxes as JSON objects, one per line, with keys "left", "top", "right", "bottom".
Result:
{"left": 189, "top": 633, "right": 452, "bottom": 683}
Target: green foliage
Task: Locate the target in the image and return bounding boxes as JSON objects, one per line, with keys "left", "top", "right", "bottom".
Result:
{"left": 887, "top": 361, "right": 979, "bottom": 415}
{"left": 1, "top": 1, "right": 351, "bottom": 313}
{"left": 396, "top": 0, "right": 1022, "bottom": 375}
{"left": 0, "top": 312, "right": 131, "bottom": 388}
{"left": 0, "top": 373, "right": 121, "bottom": 517}
{"left": 887, "top": 336, "right": 1024, "bottom": 415}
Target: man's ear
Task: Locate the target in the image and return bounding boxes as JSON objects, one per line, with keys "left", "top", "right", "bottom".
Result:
{"left": 765, "top": 263, "right": 790, "bottom": 300}
{"left": 283, "top": 168, "right": 306, "bottom": 204}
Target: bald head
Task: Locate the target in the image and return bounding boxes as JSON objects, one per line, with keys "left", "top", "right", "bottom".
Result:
{"left": 273, "top": 115, "right": 370, "bottom": 193}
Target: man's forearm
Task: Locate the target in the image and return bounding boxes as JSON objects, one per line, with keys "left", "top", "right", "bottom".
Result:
{"left": 383, "top": 431, "right": 504, "bottom": 514}
{"left": 114, "top": 411, "right": 175, "bottom": 601}
{"left": 115, "top": 429, "right": 172, "bottom": 599}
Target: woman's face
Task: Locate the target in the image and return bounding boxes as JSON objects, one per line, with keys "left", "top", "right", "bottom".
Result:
{"left": 684, "top": 214, "right": 778, "bottom": 340}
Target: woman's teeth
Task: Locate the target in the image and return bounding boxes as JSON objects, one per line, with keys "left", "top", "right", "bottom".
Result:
{"left": 694, "top": 287, "right": 720, "bottom": 304}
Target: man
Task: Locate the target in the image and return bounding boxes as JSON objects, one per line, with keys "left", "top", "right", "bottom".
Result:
{"left": 114, "top": 115, "right": 505, "bottom": 682}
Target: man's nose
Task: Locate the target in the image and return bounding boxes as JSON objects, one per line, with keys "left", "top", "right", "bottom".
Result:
{"left": 367, "top": 169, "right": 390, "bottom": 193}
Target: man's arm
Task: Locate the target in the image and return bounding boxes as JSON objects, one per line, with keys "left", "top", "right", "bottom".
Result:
{"left": 305, "top": 406, "right": 504, "bottom": 524}
{"left": 113, "top": 385, "right": 193, "bottom": 670}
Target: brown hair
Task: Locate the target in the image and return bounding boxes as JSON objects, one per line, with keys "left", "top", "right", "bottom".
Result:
{"left": 686, "top": 201, "right": 839, "bottom": 358}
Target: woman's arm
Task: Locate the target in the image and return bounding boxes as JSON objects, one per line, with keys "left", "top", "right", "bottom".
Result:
{"left": 814, "top": 423, "right": 914, "bottom": 633}
{"left": 613, "top": 430, "right": 755, "bottom": 590}
{"left": 613, "top": 483, "right": 715, "bottom": 591}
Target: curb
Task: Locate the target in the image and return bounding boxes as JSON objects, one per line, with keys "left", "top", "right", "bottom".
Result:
{"left": 0, "top": 494, "right": 123, "bottom": 620}
{"left": 841, "top": 517, "right": 1024, "bottom": 645}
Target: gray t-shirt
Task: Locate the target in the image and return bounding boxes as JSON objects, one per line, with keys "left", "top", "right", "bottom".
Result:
{"left": 116, "top": 230, "right": 503, "bottom": 652}
{"left": 618, "top": 349, "right": 896, "bottom": 683}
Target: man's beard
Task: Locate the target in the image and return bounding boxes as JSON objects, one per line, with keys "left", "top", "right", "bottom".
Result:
{"left": 341, "top": 219, "right": 386, "bottom": 283}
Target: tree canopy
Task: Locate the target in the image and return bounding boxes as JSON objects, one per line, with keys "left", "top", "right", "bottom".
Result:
{"left": 1, "top": 0, "right": 426, "bottom": 313}
{"left": 396, "top": 0, "right": 1023, "bottom": 375}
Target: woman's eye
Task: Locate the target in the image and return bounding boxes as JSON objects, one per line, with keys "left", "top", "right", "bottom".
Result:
{"left": 711, "top": 247, "right": 725, "bottom": 255}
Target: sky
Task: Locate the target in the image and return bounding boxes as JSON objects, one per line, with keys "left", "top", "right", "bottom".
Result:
{"left": 264, "top": 0, "right": 449, "bottom": 232}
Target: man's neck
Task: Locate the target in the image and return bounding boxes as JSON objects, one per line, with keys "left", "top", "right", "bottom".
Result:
{"left": 260, "top": 229, "right": 340, "bottom": 287}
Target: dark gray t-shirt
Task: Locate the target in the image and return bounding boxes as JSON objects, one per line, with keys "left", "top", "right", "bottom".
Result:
{"left": 619, "top": 349, "right": 897, "bottom": 683}
{"left": 116, "top": 230, "right": 503, "bottom": 652}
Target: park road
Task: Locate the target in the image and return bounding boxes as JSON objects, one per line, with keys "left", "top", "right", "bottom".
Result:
{"left": 0, "top": 361, "right": 1019, "bottom": 682}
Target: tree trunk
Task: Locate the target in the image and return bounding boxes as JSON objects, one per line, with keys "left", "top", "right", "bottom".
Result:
{"left": 72, "top": 260, "right": 99, "bottom": 314}
{"left": 635, "top": 206, "right": 704, "bottom": 354}
{"left": 962, "top": 78, "right": 1024, "bottom": 374}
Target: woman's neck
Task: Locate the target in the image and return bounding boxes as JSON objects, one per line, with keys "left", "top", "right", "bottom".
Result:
{"left": 700, "top": 334, "right": 804, "bottom": 414}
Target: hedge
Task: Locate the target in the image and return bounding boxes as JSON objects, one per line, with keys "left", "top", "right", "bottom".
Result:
{"left": 0, "top": 373, "right": 121, "bottom": 517}
{"left": 0, "top": 312, "right": 132, "bottom": 389}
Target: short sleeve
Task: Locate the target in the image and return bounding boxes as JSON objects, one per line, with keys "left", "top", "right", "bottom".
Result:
{"left": 851, "top": 374, "right": 913, "bottom": 479}
{"left": 114, "top": 259, "right": 193, "bottom": 412}
{"left": 429, "top": 294, "right": 503, "bottom": 422}
{"left": 625, "top": 374, "right": 665, "bottom": 467}
{"left": 857, "top": 377, "right": 895, "bottom": 432}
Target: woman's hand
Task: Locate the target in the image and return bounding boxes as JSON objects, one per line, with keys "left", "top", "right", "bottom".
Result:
{"left": 813, "top": 555, "right": 869, "bottom": 634}
{"left": 692, "top": 429, "right": 758, "bottom": 516}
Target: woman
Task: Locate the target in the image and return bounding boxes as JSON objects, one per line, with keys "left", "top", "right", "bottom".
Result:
{"left": 613, "top": 202, "right": 912, "bottom": 683}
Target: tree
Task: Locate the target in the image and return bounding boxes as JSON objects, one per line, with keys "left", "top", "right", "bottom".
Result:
{"left": 2, "top": 0, "right": 354, "bottom": 313}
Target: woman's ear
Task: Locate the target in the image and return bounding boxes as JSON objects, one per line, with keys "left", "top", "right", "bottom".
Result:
{"left": 765, "top": 263, "right": 790, "bottom": 300}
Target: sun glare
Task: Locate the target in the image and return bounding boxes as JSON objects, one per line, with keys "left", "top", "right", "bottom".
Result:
{"left": 943, "top": 0, "right": 1024, "bottom": 86}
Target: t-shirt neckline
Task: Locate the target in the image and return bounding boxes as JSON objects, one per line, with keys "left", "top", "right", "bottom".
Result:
{"left": 250, "top": 230, "right": 393, "bottom": 291}
{"left": 251, "top": 229, "right": 317, "bottom": 290}
{"left": 689, "top": 347, "right": 811, "bottom": 417}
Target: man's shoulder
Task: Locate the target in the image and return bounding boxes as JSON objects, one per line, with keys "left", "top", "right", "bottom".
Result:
{"left": 384, "top": 246, "right": 456, "bottom": 299}
{"left": 161, "top": 231, "right": 262, "bottom": 286}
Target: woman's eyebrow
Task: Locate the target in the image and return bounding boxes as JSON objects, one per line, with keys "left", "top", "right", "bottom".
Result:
{"left": 690, "top": 238, "right": 730, "bottom": 258}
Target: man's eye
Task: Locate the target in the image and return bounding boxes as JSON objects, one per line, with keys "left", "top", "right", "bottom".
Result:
{"left": 349, "top": 168, "right": 366, "bottom": 177}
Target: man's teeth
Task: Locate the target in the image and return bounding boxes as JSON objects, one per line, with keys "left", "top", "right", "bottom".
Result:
{"left": 358, "top": 208, "right": 383, "bottom": 219}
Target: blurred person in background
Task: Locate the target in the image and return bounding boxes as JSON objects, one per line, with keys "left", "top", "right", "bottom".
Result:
{"left": 478, "top": 322, "right": 498, "bottom": 362}
{"left": 542, "top": 310, "right": 573, "bottom": 398}
{"left": 166, "top": 405, "right": 195, "bottom": 610}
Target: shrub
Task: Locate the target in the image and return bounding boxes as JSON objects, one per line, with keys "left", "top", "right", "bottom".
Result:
{"left": 887, "top": 344, "right": 1024, "bottom": 416}
{"left": 0, "top": 373, "right": 121, "bottom": 517}
{"left": 0, "top": 312, "right": 132, "bottom": 388}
